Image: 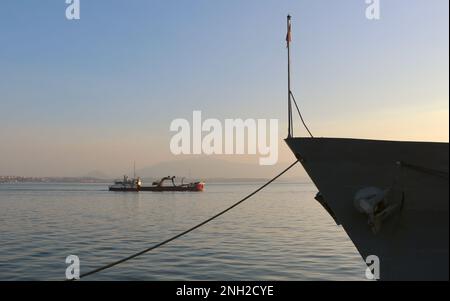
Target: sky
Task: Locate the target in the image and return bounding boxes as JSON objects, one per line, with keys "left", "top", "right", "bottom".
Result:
{"left": 0, "top": 0, "right": 448, "bottom": 177}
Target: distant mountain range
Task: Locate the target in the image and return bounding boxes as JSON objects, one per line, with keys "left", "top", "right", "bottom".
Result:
{"left": 2, "top": 158, "right": 308, "bottom": 183}
{"left": 134, "top": 157, "right": 306, "bottom": 181}
{"left": 83, "top": 170, "right": 110, "bottom": 179}
{"left": 84, "top": 157, "right": 307, "bottom": 181}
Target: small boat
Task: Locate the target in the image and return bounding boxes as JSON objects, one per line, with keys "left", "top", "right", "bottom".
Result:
{"left": 108, "top": 175, "right": 141, "bottom": 192}
{"left": 140, "top": 176, "right": 205, "bottom": 192}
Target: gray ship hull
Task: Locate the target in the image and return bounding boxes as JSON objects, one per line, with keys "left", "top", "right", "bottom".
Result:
{"left": 285, "top": 137, "right": 449, "bottom": 280}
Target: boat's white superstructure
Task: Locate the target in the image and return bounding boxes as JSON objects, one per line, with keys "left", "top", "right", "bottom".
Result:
{"left": 109, "top": 175, "right": 141, "bottom": 191}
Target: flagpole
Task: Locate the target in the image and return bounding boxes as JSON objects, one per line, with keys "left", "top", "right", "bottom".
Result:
{"left": 287, "top": 15, "right": 293, "bottom": 138}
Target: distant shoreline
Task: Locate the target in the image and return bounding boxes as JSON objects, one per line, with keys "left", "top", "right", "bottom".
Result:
{"left": 0, "top": 176, "right": 311, "bottom": 184}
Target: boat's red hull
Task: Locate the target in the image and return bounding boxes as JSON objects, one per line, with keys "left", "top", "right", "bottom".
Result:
{"left": 109, "top": 183, "right": 204, "bottom": 192}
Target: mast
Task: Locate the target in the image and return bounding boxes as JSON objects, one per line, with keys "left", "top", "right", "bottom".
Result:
{"left": 286, "top": 15, "right": 293, "bottom": 138}
{"left": 133, "top": 161, "right": 136, "bottom": 179}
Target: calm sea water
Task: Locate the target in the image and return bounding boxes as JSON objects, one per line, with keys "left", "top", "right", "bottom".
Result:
{"left": 0, "top": 182, "right": 367, "bottom": 281}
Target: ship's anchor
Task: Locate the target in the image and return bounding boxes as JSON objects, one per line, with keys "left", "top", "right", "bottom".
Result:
{"left": 353, "top": 186, "right": 404, "bottom": 234}
{"left": 353, "top": 161, "right": 408, "bottom": 234}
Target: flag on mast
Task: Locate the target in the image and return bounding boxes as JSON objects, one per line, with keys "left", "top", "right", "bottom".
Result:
{"left": 286, "top": 15, "right": 292, "bottom": 47}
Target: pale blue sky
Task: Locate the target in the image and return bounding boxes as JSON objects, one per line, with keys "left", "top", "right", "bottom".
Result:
{"left": 0, "top": 0, "right": 448, "bottom": 176}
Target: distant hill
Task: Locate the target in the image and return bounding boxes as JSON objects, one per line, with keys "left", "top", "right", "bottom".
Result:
{"left": 83, "top": 170, "right": 111, "bottom": 179}
{"left": 136, "top": 157, "right": 306, "bottom": 181}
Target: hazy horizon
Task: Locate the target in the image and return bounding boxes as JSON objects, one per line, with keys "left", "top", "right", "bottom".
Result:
{"left": 1, "top": 0, "right": 448, "bottom": 177}
{"left": 0, "top": 155, "right": 309, "bottom": 180}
